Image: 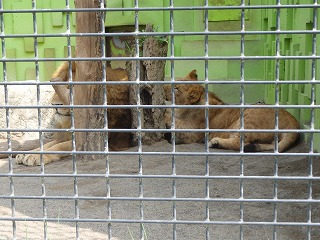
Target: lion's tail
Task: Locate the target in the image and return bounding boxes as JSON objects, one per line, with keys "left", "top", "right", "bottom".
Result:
{"left": 277, "top": 132, "right": 300, "bottom": 152}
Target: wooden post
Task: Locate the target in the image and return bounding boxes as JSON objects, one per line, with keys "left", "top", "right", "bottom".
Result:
{"left": 127, "top": 25, "right": 168, "bottom": 145}
{"left": 74, "top": 0, "right": 104, "bottom": 156}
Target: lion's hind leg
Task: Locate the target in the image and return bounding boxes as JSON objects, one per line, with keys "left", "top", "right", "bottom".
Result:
{"left": 243, "top": 134, "right": 298, "bottom": 152}
{"left": 242, "top": 132, "right": 298, "bottom": 153}
{"left": 208, "top": 131, "right": 278, "bottom": 152}
{"left": 209, "top": 136, "right": 277, "bottom": 152}
{"left": 208, "top": 137, "right": 241, "bottom": 151}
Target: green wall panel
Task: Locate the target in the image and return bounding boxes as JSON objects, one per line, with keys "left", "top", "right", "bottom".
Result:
{"left": 298, "top": 94, "right": 311, "bottom": 126}
{"left": 208, "top": 0, "right": 249, "bottom": 21}
{"left": 51, "top": 1, "right": 64, "bottom": 27}
{"left": 24, "top": 38, "right": 35, "bottom": 52}
{"left": 25, "top": 67, "right": 36, "bottom": 80}
{"left": 262, "top": 0, "right": 320, "bottom": 151}
{"left": 44, "top": 48, "right": 56, "bottom": 81}
{"left": 6, "top": 49, "right": 17, "bottom": 81}
{"left": 12, "top": 0, "right": 44, "bottom": 43}
{"left": 315, "top": 85, "right": 320, "bottom": 150}
{"left": 2, "top": 0, "right": 76, "bottom": 81}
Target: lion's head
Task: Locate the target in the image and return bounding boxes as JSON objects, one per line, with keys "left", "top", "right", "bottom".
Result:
{"left": 164, "top": 69, "right": 198, "bottom": 102}
{"left": 173, "top": 84, "right": 204, "bottom": 105}
{"left": 50, "top": 90, "right": 71, "bottom": 117}
{"left": 49, "top": 62, "right": 75, "bottom": 117}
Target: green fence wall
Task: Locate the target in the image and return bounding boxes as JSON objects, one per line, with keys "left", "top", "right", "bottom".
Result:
{"left": 1, "top": 0, "right": 76, "bottom": 81}
{"left": 262, "top": 0, "right": 320, "bottom": 150}
{"left": 1, "top": 0, "right": 319, "bottom": 151}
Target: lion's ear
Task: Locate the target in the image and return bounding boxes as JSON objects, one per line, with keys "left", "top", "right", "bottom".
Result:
{"left": 188, "top": 85, "right": 202, "bottom": 103}
{"left": 188, "top": 70, "right": 198, "bottom": 80}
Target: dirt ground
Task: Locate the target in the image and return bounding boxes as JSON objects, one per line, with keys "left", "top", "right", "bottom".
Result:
{"left": 0, "top": 141, "right": 319, "bottom": 240}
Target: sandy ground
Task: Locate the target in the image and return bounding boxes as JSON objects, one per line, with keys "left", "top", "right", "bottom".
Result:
{"left": 0, "top": 141, "right": 319, "bottom": 240}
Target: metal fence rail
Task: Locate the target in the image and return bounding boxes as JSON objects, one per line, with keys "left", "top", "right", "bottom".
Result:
{"left": 0, "top": 0, "right": 319, "bottom": 240}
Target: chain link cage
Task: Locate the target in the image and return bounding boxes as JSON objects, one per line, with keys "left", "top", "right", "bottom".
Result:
{"left": 0, "top": 0, "right": 320, "bottom": 239}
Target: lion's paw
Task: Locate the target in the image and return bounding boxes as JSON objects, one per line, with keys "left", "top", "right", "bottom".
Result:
{"left": 208, "top": 138, "right": 220, "bottom": 148}
{"left": 15, "top": 154, "right": 26, "bottom": 165}
{"left": 16, "top": 154, "right": 49, "bottom": 166}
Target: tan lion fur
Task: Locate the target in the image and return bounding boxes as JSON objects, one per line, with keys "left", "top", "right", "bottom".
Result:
{"left": 16, "top": 61, "right": 131, "bottom": 166}
{"left": 163, "top": 69, "right": 198, "bottom": 102}
{"left": 164, "top": 70, "right": 300, "bottom": 152}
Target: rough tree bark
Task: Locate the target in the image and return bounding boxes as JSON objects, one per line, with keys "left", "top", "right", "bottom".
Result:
{"left": 74, "top": 0, "right": 104, "bottom": 157}
{"left": 126, "top": 25, "right": 168, "bottom": 145}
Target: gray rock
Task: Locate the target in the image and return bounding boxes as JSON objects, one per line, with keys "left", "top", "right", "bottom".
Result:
{"left": 0, "top": 82, "right": 55, "bottom": 141}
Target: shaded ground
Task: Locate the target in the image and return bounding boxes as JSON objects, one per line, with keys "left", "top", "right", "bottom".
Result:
{"left": 0, "top": 141, "right": 319, "bottom": 240}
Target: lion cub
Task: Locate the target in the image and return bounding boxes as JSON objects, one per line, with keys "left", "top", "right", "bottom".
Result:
{"left": 16, "top": 62, "right": 131, "bottom": 166}
{"left": 164, "top": 70, "right": 299, "bottom": 152}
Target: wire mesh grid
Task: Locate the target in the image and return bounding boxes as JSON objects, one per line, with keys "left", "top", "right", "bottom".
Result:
{"left": 0, "top": 0, "right": 319, "bottom": 239}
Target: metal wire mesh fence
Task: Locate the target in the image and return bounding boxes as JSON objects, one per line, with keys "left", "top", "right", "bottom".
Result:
{"left": 0, "top": 0, "right": 319, "bottom": 239}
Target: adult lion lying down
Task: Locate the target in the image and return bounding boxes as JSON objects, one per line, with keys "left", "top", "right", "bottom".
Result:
{"left": 164, "top": 70, "right": 299, "bottom": 152}
{"left": 15, "top": 62, "right": 131, "bottom": 166}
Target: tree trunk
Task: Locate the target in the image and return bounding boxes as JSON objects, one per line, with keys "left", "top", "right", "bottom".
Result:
{"left": 127, "top": 25, "right": 168, "bottom": 145}
{"left": 74, "top": 0, "right": 104, "bottom": 157}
